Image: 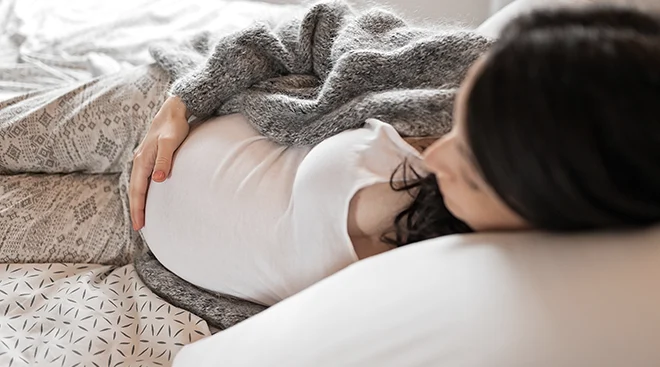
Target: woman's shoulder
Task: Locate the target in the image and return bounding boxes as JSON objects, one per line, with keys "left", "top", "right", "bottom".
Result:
{"left": 363, "top": 118, "right": 426, "bottom": 158}
{"left": 312, "top": 118, "right": 424, "bottom": 158}
{"left": 297, "top": 118, "right": 425, "bottom": 188}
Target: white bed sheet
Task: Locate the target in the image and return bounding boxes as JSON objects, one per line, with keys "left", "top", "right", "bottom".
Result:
{"left": 0, "top": 0, "right": 303, "bottom": 100}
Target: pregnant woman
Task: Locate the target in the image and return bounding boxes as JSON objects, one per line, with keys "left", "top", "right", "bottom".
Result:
{"left": 0, "top": 5, "right": 658, "bottom": 307}
{"left": 130, "top": 7, "right": 660, "bottom": 306}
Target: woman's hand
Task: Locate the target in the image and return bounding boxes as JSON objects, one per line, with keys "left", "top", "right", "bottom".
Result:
{"left": 130, "top": 96, "right": 190, "bottom": 231}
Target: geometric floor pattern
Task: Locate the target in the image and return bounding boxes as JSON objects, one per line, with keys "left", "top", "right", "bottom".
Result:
{"left": 0, "top": 264, "right": 210, "bottom": 367}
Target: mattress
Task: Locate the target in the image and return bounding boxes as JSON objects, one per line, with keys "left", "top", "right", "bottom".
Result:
{"left": 0, "top": 0, "right": 303, "bottom": 366}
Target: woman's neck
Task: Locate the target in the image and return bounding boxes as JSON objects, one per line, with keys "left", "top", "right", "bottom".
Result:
{"left": 403, "top": 136, "right": 440, "bottom": 153}
{"left": 347, "top": 182, "right": 413, "bottom": 259}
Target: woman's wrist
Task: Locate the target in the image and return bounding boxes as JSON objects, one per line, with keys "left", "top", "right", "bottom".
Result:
{"left": 164, "top": 95, "right": 191, "bottom": 120}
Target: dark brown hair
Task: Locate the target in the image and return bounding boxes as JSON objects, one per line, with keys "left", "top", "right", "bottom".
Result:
{"left": 383, "top": 162, "right": 471, "bottom": 247}
{"left": 385, "top": 6, "right": 660, "bottom": 246}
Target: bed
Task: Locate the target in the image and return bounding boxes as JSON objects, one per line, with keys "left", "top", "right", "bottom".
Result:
{"left": 0, "top": 0, "right": 302, "bottom": 366}
{"left": 3, "top": 0, "right": 660, "bottom": 366}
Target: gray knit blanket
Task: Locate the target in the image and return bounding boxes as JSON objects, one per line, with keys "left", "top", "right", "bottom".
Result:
{"left": 136, "top": 0, "right": 492, "bottom": 330}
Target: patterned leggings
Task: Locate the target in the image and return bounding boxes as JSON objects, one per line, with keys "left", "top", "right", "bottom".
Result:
{"left": 0, "top": 65, "right": 170, "bottom": 265}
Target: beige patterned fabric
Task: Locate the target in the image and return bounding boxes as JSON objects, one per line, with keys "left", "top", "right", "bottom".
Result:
{"left": 0, "top": 65, "right": 169, "bottom": 265}
{"left": 0, "top": 263, "right": 211, "bottom": 367}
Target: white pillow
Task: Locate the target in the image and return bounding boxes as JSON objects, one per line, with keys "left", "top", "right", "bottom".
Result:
{"left": 173, "top": 226, "right": 660, "bottom": 367}
{"left": 476, "top": 0, "right": 589, "bottom": 38}
{"left": 476, "top": 0, "right": 660, "bottom": 39}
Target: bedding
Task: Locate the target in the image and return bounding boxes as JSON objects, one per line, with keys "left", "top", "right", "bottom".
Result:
{"left": 476, "top": 0, "right": 660, "bottom": 38}
{"left": 0, "top": 0, "right": 304, "bottom": 366}
{"left": 0, "top": 263, "right": 209, "bottom": 367}
{"left": 5, "top": 0, "right": 656, "bottom": 366}
{"left": 173, "top": 226, "right": 660, "bottom": 367}
{"left": 476, "top": 0, "right": 588, "bottom": 38}
{"left": 0, "top": 0, "right": 303, "bottom": 100}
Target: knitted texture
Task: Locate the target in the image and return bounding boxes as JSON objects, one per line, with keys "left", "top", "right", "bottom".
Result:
{"left": 134, "top": 252, "right": 267, "bottom": 331}
{"left": 149, "top": 0, "right": 493, "bottom": 146}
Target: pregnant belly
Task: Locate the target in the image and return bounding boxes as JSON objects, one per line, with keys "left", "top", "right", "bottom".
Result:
{"left": 140, "top": 114, "right": 311, "bottom": 305}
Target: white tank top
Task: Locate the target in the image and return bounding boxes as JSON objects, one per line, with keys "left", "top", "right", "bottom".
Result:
{"left": 141, "top": 113, "right": 423, "bottom": 306}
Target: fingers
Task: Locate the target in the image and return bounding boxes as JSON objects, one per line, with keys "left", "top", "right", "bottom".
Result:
{"left": 128, "top": 109, "right": 188, "bottom": 231}
{"left": 151, "top": 136, "right": 177, "bottom": 182}
{"left": 129, "top": 146, "right": 155, "bottom": 231}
